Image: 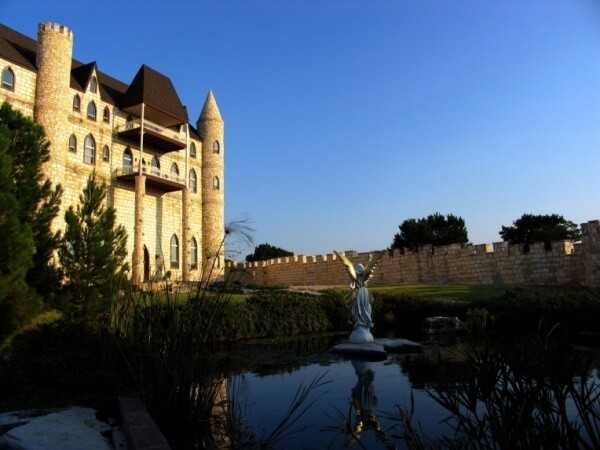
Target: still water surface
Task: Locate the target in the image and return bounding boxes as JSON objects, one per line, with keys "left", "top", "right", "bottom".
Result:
{"left": 222, "top": 335, "right": 599, "bottom": 450}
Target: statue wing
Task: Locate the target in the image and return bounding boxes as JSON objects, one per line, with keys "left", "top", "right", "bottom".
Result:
{"left": 364, "top": 251, "right": 384, "bottom": 283}
{"left": 334, "top": 251, "right": 356, "bottom": 281}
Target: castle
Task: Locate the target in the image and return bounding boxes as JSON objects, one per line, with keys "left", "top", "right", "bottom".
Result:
{"left": 0, "top": 21, "right": 225, "bottom": 284}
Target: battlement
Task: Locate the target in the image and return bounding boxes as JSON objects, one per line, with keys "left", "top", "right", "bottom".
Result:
{"left": 226, "top": 224, "right": 598, "bottom": 287}
{"left": 38, "top": 22, "right": 73, "bottom": 40}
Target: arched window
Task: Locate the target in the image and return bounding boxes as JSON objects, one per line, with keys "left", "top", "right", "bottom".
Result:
{"left": 123, "top": 147, "right": 133, "bottom": 170}
{"left": 72, "top": 94, "right": 81, "bottom": 112}
{"left": 151, "top": 156, "right": 160, "bottom": 175}
{"left": 87, "top": 101, "right": 97, "bottom": 120}
{"left": 213, "top": 176, "right": 220, "bottom": 190}
{"left": 84, "top": 134, "right": 95, "bottom": 165}
{"left": 190, "top": 142, "right": 197, "bottom": 158}
{"left": 103, "top": 106, "right": 110, "bottom": 123}
{"left": 170, "top": 234, "right": 179, "bottom": 268}
{"left": 212, "top": 140, "right": 220, "bottom": 154}
{"left": 68, "top": 134, "right": 77, "bottom": 153}
{"left": 89, "top": 76, "right": 98, "bottom": 93}
{"left": 1, "top": 67, "right": 15, "bottom": 91}
{"left": 189, "top": 169, "right": 197, "bottom": 193}
{"left": 191, "top": 237, "right": 198, "bottom": 269}
{"left": 102, "top": 145, "right": 110, "bottom": 162}
{"left": 170, "top": 162, "right": 179, "bottom": 179}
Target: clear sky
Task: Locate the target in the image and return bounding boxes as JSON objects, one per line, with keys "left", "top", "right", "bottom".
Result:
{"left": 3, "top": 0, "right": 600, "bottom": 258}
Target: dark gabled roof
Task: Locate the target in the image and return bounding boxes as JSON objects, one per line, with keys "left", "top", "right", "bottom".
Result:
{"left": 121, "top": 64, "right": 188, "bottom": 123}
{"left": 0, "top": 24, "right": 37, "bottom": 70}
{"left": 0, "top": 22, "right": 192, "bottom": 127}
{"left": 188, "top": 123, "right": 201, "bottom": 140}
{"left": 0, "top": 23, "right": 129, "bottom": 105}
{"left": 70, "top": 61, "right": 96, "bottom": 91}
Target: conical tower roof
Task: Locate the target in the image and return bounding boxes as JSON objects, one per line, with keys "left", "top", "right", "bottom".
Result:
{"left": 198, "top": 90, "right": 223, "bottom": 123}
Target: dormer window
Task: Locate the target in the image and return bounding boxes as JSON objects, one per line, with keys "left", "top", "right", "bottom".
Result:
{"left": 89, "top": 76, "right": 98, "bottom": 93}
{"left": 103, "top": 106, "right": 110, "bottom": 123}
{"left": 73, "top": 94, "right": 81, "bottom": 112}
{"left": 87, "top": 101, "right": 97, "bottom": 121}
{"left": 1, "top": 67, "right": 14, "bottom": 91}
{"left": 190, "top": 142, "right": 197, "bottom": 158}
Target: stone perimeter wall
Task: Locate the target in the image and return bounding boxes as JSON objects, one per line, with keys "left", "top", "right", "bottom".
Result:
{"left": 227, "top": 220, "right": 600, "bottom": 287}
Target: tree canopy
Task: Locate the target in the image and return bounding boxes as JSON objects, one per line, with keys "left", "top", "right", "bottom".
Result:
{"left": 499, "top": 214, "right": 581, "bottom": 249}
{"left": 0, "top": 102, "right": 61, "bottom": 339}
{"left": 246, "top": 243, "right": 293, "bottom": 262}
{"left": 391, "top": 213, "right": 469, "bottom": 250}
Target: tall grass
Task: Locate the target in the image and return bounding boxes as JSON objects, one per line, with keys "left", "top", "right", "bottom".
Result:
{"left": 389, "top": 325, "right": 600, "bottom": 450}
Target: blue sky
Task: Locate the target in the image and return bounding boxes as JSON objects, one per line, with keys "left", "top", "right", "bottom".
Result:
{"left": 4, "top": 0, "right": 600, "bottom": 257}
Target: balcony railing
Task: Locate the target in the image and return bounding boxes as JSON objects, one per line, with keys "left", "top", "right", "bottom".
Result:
{"left": 115, "top": 118, "right": 186, "bottom": 153}
{"left": 114, "top": 166, "right": 186, "bottom": 192}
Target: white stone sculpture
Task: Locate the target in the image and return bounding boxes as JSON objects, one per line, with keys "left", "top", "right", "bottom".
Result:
{"left": 335, "top": 251, "right": 382, "bottom": 344}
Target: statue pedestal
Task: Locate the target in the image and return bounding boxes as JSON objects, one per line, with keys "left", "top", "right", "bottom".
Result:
{"left": 331, "top": 337, "right": 423, "bottom": 361}
{"left": 349, "top": 326, "right": 374, "bottom": 344}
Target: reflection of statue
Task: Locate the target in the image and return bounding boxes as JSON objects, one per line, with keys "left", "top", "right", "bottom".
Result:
{"left": 335, "top": 251, "right": 382, "bottom": 344}
{"left": 350, "top": 360, "right": 380, "bottom": 438}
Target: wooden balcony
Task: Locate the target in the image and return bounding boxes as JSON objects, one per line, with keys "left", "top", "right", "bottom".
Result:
{"left": 114, "top": 166, "right": 186, "bottom": 193}
{"left": 116, "top": 118, "right": 186, "bottom": 153}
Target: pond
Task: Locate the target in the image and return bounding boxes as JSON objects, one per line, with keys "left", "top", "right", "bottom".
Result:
{"left": 166, "top": 333, "right": 600, "bottom": 450}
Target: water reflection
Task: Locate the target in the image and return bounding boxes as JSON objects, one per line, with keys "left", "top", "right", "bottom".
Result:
{"left": 169, "top": 334, "right": 600, "bottom": 450}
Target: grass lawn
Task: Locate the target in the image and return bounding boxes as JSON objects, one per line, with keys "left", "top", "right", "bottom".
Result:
{"left": 360, "top": 283, "right": 506, "bottom": 302}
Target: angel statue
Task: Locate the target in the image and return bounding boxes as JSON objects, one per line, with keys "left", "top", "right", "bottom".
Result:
{"left": 334, "top": 251, "right": 383, "bottom": 344}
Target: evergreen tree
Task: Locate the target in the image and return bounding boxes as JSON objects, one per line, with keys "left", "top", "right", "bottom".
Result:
{"left": 246, "top": 243, "right": 293, "bottom": 262}
{"left": 0, "top": 102, "right": 62, "bottom": 297}
{"left": 0, "top": 102, "right": 60, "bottom": 339}
{"left": 391, "top": 213, "right": 469, "bottom": 250}
{"left": 499, "top": 214, "right": 581, "bottom": 249}
{"left": 0, "top": 128, "right": 39, "bottom": 339}
{"left": 59, "top": 172, "right": 128, "bottom": 325}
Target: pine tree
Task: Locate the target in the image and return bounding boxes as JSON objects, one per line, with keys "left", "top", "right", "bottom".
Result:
{"left": 0, "top": 114, "right": 40, "bottom": 339}
{"left": 0, "top": 102, "right": 62, "bottom": 297}
{"left": 0, "top": 102, "right": 60, "bottom": 339}
{"left": 59, "top": 172, "right": 128, "bottom": 325}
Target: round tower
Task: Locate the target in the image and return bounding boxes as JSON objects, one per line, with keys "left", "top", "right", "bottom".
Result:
{"left": 198, "top": 91, "right": 225, "bottom": 277}
{"left": 34, "top": 22, "right": 73, "bottom": 182}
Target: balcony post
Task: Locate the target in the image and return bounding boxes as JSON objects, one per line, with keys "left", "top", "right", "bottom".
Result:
{"left": 132, "top": 103, "right": 146, "bottom": 286}
{"left": 139, "top": 103, "right": 145, "bottom": 173}
{"left": 132, "top": 174, "right": 146, "bottom": 286}
{"left": 181, "top": 124, "right": 191, "bottom": 282}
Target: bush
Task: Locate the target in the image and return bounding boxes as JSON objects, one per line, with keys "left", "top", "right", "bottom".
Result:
{"left": 370, "top": 286, "right": 600, "bottom": 336}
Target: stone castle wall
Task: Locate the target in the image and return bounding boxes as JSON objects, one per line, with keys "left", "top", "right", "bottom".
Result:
{"left": 227, "top": 221, "right": 600, "bottom": 287}
{"left": 0, "top": 21, "right": 215, "bottom": 282}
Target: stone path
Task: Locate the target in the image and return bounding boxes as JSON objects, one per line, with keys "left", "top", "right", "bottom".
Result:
{"left": 0, "top": 407, "right": 127, "bottom": 450}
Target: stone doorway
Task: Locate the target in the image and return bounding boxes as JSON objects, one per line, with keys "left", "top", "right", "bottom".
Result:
{"left": 143, "top": 245, "right": 150, "bottom": 282}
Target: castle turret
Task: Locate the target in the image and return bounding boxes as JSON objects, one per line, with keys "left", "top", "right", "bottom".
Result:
{"left": 198, "top": 91, "right": 225, "bottom": 277}
{"left": 34, "top": 22, "right": 73, "bottom": 183}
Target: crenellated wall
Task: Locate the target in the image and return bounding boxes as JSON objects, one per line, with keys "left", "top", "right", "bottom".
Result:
{"left": 227, "top": 221, "right": 600, "bottom": 287}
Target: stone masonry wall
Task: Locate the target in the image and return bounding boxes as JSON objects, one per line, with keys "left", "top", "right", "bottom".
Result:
{"left": 227, "top": 221, "right": 600, "bottom": 287}
{"left": 0, "top": 23, "right": 208, "bottom": 282}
